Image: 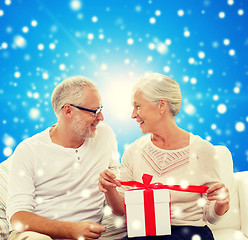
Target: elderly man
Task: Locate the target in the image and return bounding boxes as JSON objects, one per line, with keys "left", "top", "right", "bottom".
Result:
{"left": 7, "top": 76, "right": 119, "bottom": 240}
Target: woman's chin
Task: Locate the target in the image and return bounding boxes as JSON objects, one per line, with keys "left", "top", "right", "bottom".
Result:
{"left": 140, "top": 127, "right": 148, "bottom": 135}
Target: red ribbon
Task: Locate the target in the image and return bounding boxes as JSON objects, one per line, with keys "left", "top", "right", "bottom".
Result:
{"left": 122, "top": 174, "right": 209, "bottom": 237}
{"left": 120, "top": 174, "right": 209, "bottom": 193}
{"left": 143, "top": 189, "right": 156, "bottom": 236}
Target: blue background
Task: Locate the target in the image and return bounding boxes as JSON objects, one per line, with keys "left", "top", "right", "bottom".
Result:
{"left": 0, "top": 0, "right": 247, "bottom": 172}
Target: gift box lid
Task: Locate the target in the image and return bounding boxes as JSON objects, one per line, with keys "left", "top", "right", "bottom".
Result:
{"left": 125, "top": 189, "right": 170, "bottom": 204}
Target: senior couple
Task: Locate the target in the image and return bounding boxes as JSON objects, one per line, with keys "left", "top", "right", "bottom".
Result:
{"left": 7, "top": 73, "right": 230, "bottom": 240}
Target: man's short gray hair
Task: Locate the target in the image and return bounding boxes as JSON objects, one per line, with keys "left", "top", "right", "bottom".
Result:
{"left": 51, "top": 76, "right": 97, "bottom": 117}
{"left": 133, "top": 73, "right": 182, "bottom": 116}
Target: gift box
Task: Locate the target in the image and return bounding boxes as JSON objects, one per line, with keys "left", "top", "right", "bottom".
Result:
{"left": 124, "top": 188, "right": 171, "bottom": 237}
{"left": 121, "top": 174, "right": 209, "bottom": 238}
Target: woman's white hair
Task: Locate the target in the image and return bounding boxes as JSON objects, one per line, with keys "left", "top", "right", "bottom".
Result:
{"left": 51, "top": 76, "right": 97, "bottom": 117}
{"left": 133, "top": 73, "right": 182, "bottom": 116}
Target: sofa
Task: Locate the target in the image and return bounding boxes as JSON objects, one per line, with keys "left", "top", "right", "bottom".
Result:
{"left": 1, "top": 145, "right": 248, "bottom": 240}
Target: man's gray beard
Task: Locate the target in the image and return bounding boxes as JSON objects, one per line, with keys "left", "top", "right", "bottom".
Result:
{"left": 72, "top": 115, "right": 96, "bottom": 139}
{"left": 81, "top": 128, "right": 95, "bottom": 139}
{"left": 77, "top": 123, "right": 97, "bottom": 139}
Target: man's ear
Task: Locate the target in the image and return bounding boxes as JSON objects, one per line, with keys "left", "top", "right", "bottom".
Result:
{"left": 62, "top": 104, "right": 73, "bottom": 119}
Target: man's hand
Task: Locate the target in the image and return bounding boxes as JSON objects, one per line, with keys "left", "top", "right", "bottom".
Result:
{"left": 11, "top": 211, "right": 106, "bottom": 240}
{"left": 98, "top": 169, "right": 121, "bottom": 193}
{"left": 206, "top": 183, "right": 230, "bottom": 216}
{"left": 70, "top": 221, "right": 106, "bottom": 240}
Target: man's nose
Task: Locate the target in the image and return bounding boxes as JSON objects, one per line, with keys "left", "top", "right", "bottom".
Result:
{"left": 96, "top": 111, "right": 104, "bottom": 121}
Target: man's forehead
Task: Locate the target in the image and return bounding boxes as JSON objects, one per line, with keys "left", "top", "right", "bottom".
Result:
{"left": 82, "top": 87, "right": 102, "bottom": 105}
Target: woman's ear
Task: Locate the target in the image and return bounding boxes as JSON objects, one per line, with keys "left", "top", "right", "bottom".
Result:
{"left": 158, "top": 99, "right": 167, "bottom": 114}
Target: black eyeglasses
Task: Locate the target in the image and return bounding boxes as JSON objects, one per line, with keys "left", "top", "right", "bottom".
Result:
{"left": 64, "top": 104, "right": 103, "bottom": 117}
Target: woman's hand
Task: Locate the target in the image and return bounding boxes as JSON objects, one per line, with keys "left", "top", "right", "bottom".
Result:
{"left": 206, "top": 183, "right": 230, "bottom": 216}
{"left": 98, "top": 169, "right": 121, "bottom": 193}
{"left": 98, "top": 169, "right": 125, "bottom": 216}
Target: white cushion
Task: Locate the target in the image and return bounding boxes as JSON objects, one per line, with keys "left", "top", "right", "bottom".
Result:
{"left": 235, "top": 171, "right": 248, "bottom": 237}
{"left": 0, "top": 160, "right": 10, "bottom": 240}
{"left": 208, "top": 146, "right": 240, "bottom": 230}
{"left": 213, "top": 229, "right": 248, "bottom": 240}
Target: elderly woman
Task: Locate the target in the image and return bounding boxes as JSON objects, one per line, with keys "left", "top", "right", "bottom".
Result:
{"left": 99, "top": 73, "right": 230, "bottom": 240}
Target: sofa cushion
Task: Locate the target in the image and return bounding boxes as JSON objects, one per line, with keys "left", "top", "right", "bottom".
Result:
{"left": 235, "top": 171, "right": 248, "bottom": 237}
{"left": 208, "top": 146, "right": 240, "bottom": 231}
{"left": 213, "top": 229, "right": 247, "bottom": 240}
{"left": 0, "top": 160, "right": 9, "bottom": 239}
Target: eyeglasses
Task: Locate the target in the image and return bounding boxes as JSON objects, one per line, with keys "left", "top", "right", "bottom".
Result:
{"left": 65, "top": 104, "right": 103, "bottom": 117}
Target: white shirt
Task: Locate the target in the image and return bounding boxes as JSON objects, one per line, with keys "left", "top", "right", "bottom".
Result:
{"left": 7, "top": 122, "right": 119, "bottom": 227}
{"left": 119, "top": 133, "right": 221, "bottom": 226}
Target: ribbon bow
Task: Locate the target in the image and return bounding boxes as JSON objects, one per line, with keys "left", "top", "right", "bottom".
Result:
{"left": 120, "top": 174, "right": 208, "bottom": 193}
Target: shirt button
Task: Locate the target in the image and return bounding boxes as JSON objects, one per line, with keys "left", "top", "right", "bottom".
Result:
{"left": 75, "top": 150, "right": 78, "bottom": 153}
{"left": 77, "top": 157, "right": 80, "bottom": 160}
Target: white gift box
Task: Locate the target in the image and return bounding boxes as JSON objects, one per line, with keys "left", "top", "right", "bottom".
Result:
{"left": 124, "top": 188, "right": 171, "bottom": 237}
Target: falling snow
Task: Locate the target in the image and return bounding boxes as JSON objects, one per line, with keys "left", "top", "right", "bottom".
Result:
{"left": 217, "top": 104, "right": 227, "bottom": 114}
{"left": 219, "top": 12, "right": 225, "bottom": 19}
{"left": 178, "top": 10, "right": 184, "bottom": 17}
{"left": 29, "top": 108, "right": 40, "bottom": 119}
{"left": 192, "top": 235, "right": 201, "bottom": 240}
{"left": 70, "top": 0, "right": 82, "bottom": 11}
{"left": 31, "top": 20, "right": 38, "bottom": 27}
{"left": 0, "top": 0, "right": 247, "bottom": 172}
{"left": 184, "top": 104, "right": 196, "bottom": 115}
{"left": 235, "top": 122, "right": 245, "bottom": 132}
{"left": 80, "top": 189, "right": 91, "bottom": 198}
{"left": 13, "top": 35, "right": 27, "bottom": 48}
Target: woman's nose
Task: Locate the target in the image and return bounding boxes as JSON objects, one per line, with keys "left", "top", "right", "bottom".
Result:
{"left": 131, "top": 109, "right": 137, "bottom": 119}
